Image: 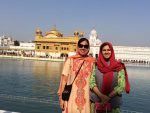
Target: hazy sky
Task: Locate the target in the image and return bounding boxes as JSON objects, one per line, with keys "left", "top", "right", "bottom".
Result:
{"left": 0, "top": 0, "right": 150, "bottom": 47}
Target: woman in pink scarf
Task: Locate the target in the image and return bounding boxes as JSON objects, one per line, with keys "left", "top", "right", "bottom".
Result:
{"left": 57, "top": 38, "right": 95, "bottom": 113}
{"left": 90, "top": 42, "right": 130, "bottom": 113}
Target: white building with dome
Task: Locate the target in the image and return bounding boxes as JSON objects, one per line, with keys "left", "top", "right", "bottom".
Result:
{"left": 89, "top": 29, "right": 150, "bottom": 64}
{"left": 89, "top": 29, "right": 102, "bottom": 58}
{"left": 89, "top": 29, "right": 102, "bottom": 46}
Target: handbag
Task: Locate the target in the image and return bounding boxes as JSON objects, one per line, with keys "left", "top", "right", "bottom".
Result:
{"left": 62, "top": 60, "right": 85, "bottom": 101}
{"left": 62, "top": 84, "right": 72, "bottom": 101}
{"left": 95, "top": 102, "right": 112, "bottom": 112}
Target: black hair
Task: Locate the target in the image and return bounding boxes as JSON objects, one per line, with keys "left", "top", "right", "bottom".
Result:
{"left": 100, "top": 42, "right": 113, "bottom": 52}
{"left": 77, "top": 38, "right": 89, "bottom": 47}
{"left": 100, "top": 43, "right": 109, "bottom": 52}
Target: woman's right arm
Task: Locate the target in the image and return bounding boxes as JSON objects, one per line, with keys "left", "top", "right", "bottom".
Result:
{"left": 57, "top": 75, "right": 68, "bottom": 97}
{"left": 57, "top": 58, "right": 70, "bottom": 110}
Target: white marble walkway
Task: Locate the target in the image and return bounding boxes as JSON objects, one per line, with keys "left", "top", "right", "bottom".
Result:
{"left": 0, "top": 110, "right": 19, "bottom": 113}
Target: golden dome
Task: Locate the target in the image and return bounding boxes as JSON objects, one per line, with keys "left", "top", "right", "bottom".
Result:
{"left": 45, "top": 26, "right": 63, "bottom": 37}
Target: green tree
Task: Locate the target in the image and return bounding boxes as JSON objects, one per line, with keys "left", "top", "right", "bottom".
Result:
{"left": 14, "top": 40, "right": 20, "bottom": 46}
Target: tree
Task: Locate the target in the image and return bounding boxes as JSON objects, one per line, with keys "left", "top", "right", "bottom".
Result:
{"left": 14, "top": 40, "right": 20, "bottom": 46}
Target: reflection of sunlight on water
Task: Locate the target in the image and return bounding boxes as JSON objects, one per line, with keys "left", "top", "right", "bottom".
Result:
{"left": 28, "top": 61, "right": 64, "bottom": 100}
{"left": 32, "top": 61, "right": 64, "bottom": 77}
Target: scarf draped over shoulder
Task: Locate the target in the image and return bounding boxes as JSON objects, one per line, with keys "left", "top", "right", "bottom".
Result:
{"left": 70, "top": 55, "right": 96, "bottom": 75}
{"left": 97, "top": 42, "right": 130, "bottom": 94}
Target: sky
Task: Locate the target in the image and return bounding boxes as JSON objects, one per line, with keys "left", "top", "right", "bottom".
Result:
{"left": 0, "top": 0, "right": 150, "bottom": 47}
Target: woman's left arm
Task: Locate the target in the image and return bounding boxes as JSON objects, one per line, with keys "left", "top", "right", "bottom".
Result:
{"left": 115, "top": 69, "right": 126, "bottom": 94}
{"left": 109, "top": 69, "right": 125, "bottom": 97}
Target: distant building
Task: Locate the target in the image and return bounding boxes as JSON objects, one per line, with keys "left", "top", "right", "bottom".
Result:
{"left": 0, "top": 35, "right": 14, "bottom": 47}
{"left": 89, "top": 29, "right": 150, "bottom": 64}
{"left": 89, "top": 29, "right": 102, "bottom": 46}
{"left": 9, "top": 42, "right": 35, "bottom": 51}
{"left": 19, "top": 42, "right": 35, "bottom": 50}
{"left": 34, "top": 26, "right": 81, "bottom": 58}
{"left": 114, "top": 46, "right": 150, "bottom": 63}
{"left": 0, "top": 42, "right": 35, "bottom": 57}
{"left": 89, "top": 29, "right": 102, "bottom": 58}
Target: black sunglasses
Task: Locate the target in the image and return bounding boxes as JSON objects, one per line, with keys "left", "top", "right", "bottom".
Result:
{"left": 78, "top": 44, "right": 89, "bottom": 49}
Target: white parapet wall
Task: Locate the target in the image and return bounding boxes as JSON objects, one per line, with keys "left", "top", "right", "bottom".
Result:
{"left": 114, "top": 46, "right": 150, "bottom": 63}
{"left": 0, "top": 110, "right": 19, "bottom": 113}
{"left": 89, "top": 45, "right": 150, "bottom": 63}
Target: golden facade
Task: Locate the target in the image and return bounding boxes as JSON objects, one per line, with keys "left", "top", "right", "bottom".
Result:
{"left": 34, "top": 26, "right": 80, "bottom": 57}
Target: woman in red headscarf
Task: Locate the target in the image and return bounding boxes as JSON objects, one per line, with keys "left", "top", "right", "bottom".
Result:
{"left": 90, "top": 42, "right": 130, "bottom": 113}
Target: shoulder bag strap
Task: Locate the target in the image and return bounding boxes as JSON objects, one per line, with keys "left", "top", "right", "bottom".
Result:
{"left": 71, "top": 60, "right": 85, "bottom": 84}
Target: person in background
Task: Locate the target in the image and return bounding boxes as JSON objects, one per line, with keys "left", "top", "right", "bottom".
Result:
{"left": 90, "top": 42, "right": 130, "bottom": 113}
{"left": 57, "top": 38, "right": 96, "bottom": 113}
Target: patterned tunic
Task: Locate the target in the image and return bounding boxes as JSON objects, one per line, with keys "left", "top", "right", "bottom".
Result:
{"left": 62, "top": 57, "right": 95, "bottom": 113}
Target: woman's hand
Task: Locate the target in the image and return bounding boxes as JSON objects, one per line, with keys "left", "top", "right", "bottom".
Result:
{"left": 92, "top": 86, "right": 110, "bottom": 103}
{"left": 100, "top": 94, "right": 110, "bottom": 103}
{"left": 57, "top": 75, "right": 68, "bottom": 111}
{"left": 59, "top": 97, "right": 65, "bottom": 111}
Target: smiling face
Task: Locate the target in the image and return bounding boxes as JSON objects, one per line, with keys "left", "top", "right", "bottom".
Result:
{"left": 78, "top": 40, "right": 89, "bottom": 57}
{"left": 101, "top": 45, "right": 112, "bottom": 60}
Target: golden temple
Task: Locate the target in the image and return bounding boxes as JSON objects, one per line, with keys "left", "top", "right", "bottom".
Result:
{"left": 34, "top": 26, "right": 83, "bottom": 57}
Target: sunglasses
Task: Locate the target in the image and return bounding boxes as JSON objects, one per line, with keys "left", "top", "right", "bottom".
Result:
{"left": 78, "top": 44, "right": 89, "bottom": 49}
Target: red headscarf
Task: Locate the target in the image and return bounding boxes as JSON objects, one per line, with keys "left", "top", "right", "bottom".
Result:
{"left": 97, "top": 42, "right": 130, "bottom": 94}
